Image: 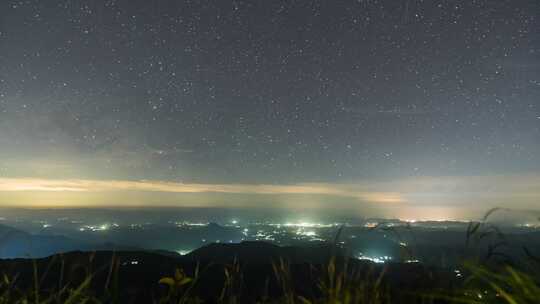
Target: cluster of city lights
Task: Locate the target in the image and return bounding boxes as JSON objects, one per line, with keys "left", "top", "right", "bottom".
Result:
{"left": 174, "top": 221, "right": 209, "bottom": 227}
{"left": 176, "top": 249, "right": 192, "bottom": 255}
{"left": 252, "top": 230, "right": 276, "bottom": 241}
{"left": 405, "top": 259, "right": 420, "bottom": 263}
{"left": 269, "top": 222, "right": 337, "bottom": 228}
{"left": 78, "top": 223, "right": 118, "bottom": 232}
{"left": 363, "top": 222, "right": 379, "bottom": 228}
{"left": 355, "top": 254, "right": 393, "bottom": 264}
{"left": 519, "top": 223, "right": 540, "bottom": 228}
{"left": 290, "top": 227, "right": 325, "bottom": 241}
{"left": 297, "top": 230, "right": 317, "bottom": 237}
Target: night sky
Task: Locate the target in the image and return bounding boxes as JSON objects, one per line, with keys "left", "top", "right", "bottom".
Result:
{"left": 0, "top": 0, "right": 539, "bottom": 219}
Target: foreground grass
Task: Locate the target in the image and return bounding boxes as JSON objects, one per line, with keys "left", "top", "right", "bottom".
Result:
{"left": 1, "top": 255, "right": 538, "bottom": 304}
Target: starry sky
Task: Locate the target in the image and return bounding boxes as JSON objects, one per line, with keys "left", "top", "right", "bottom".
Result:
{"left": 0, "top": 0, "right": 539, "bottom": 219}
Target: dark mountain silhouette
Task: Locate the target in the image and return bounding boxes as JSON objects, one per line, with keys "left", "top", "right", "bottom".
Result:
{"left": 0, "top": 223, "right": 26, "bottom": 240}
{"left": 187, "top": 240, "right": 343, "bottom": 264}
{"left": 0, "top": 224, "right": 88, "bottom": 258}
{"left": 0, "top": 241, "right": 456, "bottom": 304}
{"left": 0, "top": 224, "right": 136, "bottom": 259}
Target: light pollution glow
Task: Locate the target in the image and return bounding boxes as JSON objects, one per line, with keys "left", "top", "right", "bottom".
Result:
{"left": 0, "top": 177, "right": 402, "bottom": 204}
{"left": 0, "top": 175, "right": 539, "bottom": 220}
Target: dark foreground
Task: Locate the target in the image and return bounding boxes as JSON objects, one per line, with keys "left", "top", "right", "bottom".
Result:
{"left": 2, "top": 241, "right": 537, "bottom": 304}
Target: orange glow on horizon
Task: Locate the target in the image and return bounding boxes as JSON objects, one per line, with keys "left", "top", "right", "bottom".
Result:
{"left": 0, "top": 177, "right": 403, "bottom": 207}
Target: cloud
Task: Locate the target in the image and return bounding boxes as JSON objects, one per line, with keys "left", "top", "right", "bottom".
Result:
{"left": 0, "top": 178, "right": 402, "bottom": 204}
{"left": 0, "top": 174, "right": 539, "bottom": 212}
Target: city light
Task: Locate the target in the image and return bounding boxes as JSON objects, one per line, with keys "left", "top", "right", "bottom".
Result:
{"left": 176, "top": 249, "right": 192, "bottom": 255}
{"left": 175, "top": 221, "right": 209, "bottom": 227}
{"left": 78, "top": 224, "right": 112, "bottom": 232}
{"left": 280, "top": 221, "right": 335, "bottom": 228}
{"left": 295, "top": 229, "right": 317, "bottom": 237}
{"left": 363, "top": 222, "right": 378, "bottom": 228}
{"left": 356, "top": 254, "right": 393, "bottom": 264}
